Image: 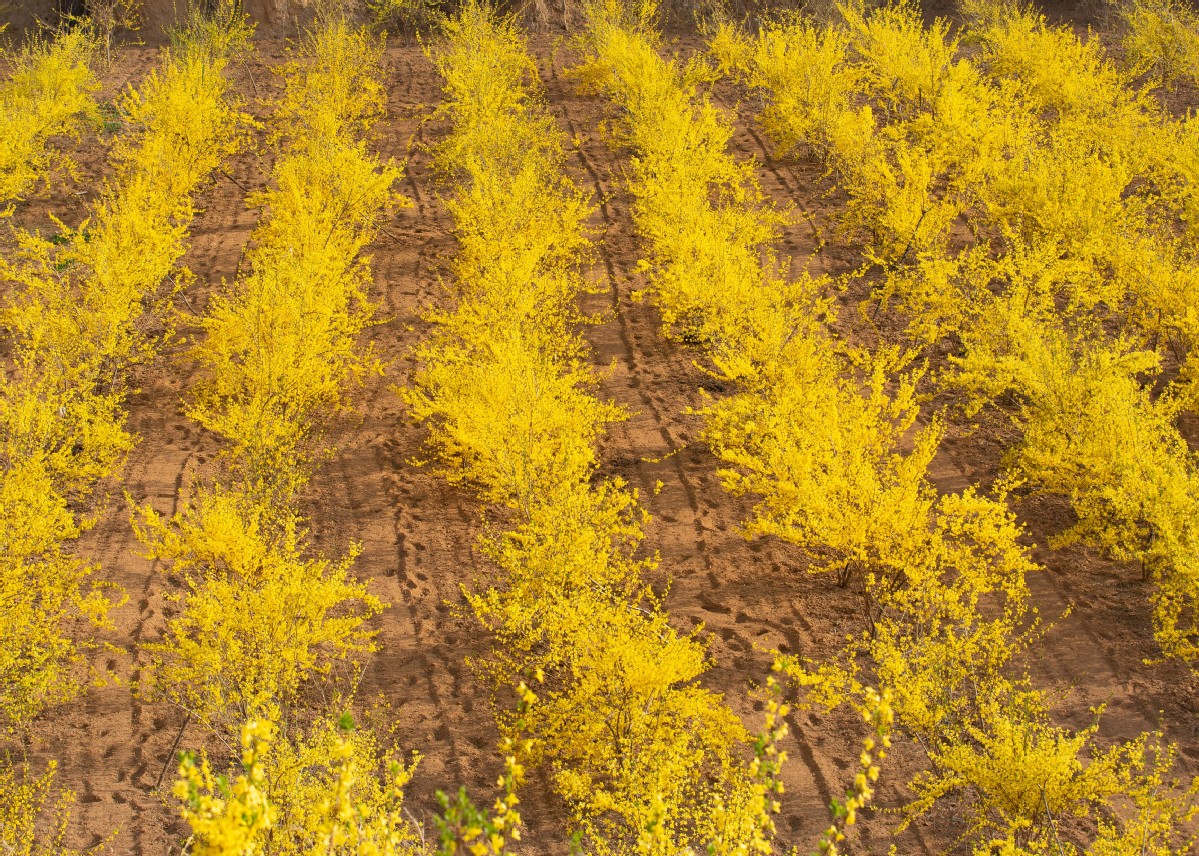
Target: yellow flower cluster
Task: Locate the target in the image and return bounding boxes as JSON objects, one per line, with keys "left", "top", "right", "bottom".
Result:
{"left": 1120, "top": 0, "right": 1199, "bottom": 91}
{"left": 0, "top": 29, "right": 98, "bottom": 208}
{"left": 0, "top": 759, "right": 77, "bottom": 856}
{"left": 409, "top": 4, "right": 784, "bottom": 851}
{"left": 177, "top": 714, "right": 424, "bottom": 855}
{"left": 135, "top": 17, "right": 399, "bottom": 737}
{"left": 815, "top": 686, "right": 892, "bottom": 856}
{"left": 176, "top": 720, "right": 277, "bottom": 856}
{"left": 306, "top": 726, "right": 422, "bottom": 856}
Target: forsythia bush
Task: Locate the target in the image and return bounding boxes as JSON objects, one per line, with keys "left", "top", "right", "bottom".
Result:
{"left": 0, "top": 29, "right": 99, "bottom": 207}
{"left": 189, "top": 19, "right": 405, "bottom": 508}
{"left": 0, "top": 759, "right": 78, "bottom": 856}
{"left": 0, "top": 457, "right": 113, "bottom": 731}
{"left": 176, "top": 717, "right": 423, "bottom": 856}
{"left": 1120, "top": 0, "right": 1199, "bottom": 90}
{"left": 135, "top": 487, "right": 382, "bottom": 732}
{"left": 952, "top": 302, "right": 1199, "bottom": 660}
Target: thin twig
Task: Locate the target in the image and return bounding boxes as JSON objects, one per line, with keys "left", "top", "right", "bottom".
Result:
{"left": 1042, "top": 786, "right": 1067, "bottom": 856}
{"left": 403, "top": 807, "right": 429, "bottom": 848}
{"left": 246, "top": 64, "right": 261, "bottom": 101}
{"left": 219, "top": 168, "right": 251, "bottom": 194}
{"left": 156, "top": 712, "right": 192, "bottom": 792}
{"left": 377, "top": 226, "right": 404, "bottom": 245}
{"left": 177, "top": 291, "right": 198, "bottom": 316}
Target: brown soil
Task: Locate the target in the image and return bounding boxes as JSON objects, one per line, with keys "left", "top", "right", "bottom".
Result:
{"left": 6, "top": 24, "right": 1198, "bottom": 856}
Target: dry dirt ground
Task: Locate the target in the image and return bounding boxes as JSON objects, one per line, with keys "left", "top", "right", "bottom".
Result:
{"left": 6, "top": 17, "right": 1199, "bottom": 855}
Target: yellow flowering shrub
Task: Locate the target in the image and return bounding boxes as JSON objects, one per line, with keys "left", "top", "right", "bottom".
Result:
{"left": 0, "top": 29, "right": 98, "bottom": 207}
{"left": 0, "top": 458, "right": 114, "bottom": 732}
{"left": 954, "top": 301, "right": 1199, "bottom": 660}
{"left": 910, "top": 717, "right": 1198, "bottom": 854}
{"left": 0, "top": 760, "right": 78, "bottom": 856}
{"left": 272, "top": 20, "right": 389, "bottom": 146}
{"left": 1121, "top": 0, "right": 1199, "bottom": 90}
{"left": 716, "top": 2, "right": 1018, "bottom": 267}
{"left": 188, "top": 19, "right": 403, "bottom": 509}
{"left": 959, "top": 2, "right": 1196, "bottom": 319}
{"left": 408, "top": 325, "right": 621, "bottom": 508}
{"left": 176, "top": 716, "right": 426, "bottom": 856}
{"left": 134, "top": 487, "right": 382, "bottom": 730}
{"left": 267, "top": 718, "right": 421, "bottom": 856}
{"left": 842, "top": 1, "right": 956, "bottom": 108}
{"left": 967, "top": 2, "right": 1137, "bottom": 116}
{"left": 702, "top": 352, "right": 935, "bottom": 609}
{"left": 191, "top": 150, "right": 399, "bottom": 502}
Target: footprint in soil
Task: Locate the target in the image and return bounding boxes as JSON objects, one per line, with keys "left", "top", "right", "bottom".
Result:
{"left": 698, "top": 592, "right": 732, "bottom": 614}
